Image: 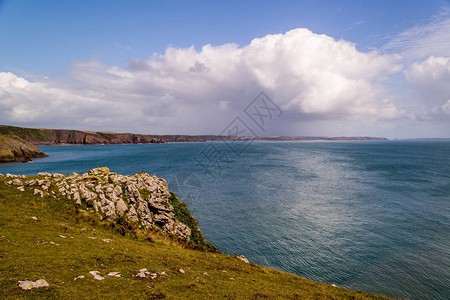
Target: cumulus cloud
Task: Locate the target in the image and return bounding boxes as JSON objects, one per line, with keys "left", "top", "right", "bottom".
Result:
{"left": 0, "top": 28, "right": 405, "bottom": 134}
{"left": 405, "top": 56, "right": 450, "bottom": 115}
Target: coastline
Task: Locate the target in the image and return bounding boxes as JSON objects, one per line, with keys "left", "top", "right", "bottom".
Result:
{"left": 0, "top": 169, "right": 391, "bottom": 299}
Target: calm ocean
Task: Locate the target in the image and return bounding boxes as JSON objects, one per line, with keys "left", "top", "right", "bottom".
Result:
{"left": 1, "top": 141, "right": 449, "bottom": 299}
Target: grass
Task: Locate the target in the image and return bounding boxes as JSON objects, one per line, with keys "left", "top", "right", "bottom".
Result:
{"left": 0, "top": 178, "right": 392, "bottom": 299}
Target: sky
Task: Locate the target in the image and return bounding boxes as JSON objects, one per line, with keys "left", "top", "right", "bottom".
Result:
{"left": 0, "top": 0, "right": 449, "bottom": 138}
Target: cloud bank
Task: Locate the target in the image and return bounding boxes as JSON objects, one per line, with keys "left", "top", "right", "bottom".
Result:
{"left": 0, "top": 26, "right": 448, "bottom": 137}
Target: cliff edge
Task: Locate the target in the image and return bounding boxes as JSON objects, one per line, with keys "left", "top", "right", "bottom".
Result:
{"left": 0, "top": 134, "right": 48, "bottom": 162}
{"left": 3, "top": 167, "right": 216, "bottom": 251}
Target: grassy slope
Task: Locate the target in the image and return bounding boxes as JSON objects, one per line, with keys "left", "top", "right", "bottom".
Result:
{"left": 0, "top": 179, "right": 391, "bottom": 299}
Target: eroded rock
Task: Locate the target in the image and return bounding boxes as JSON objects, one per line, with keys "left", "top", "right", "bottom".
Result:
{"left": 18, "top": 279, "right": 49, "bottom": 290}
{"left": 6, "top": 167, "right": 194, "bottom": 242}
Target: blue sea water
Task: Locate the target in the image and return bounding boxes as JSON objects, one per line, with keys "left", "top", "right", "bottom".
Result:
{"left": 0, "top": 141, "right": 449, "bottom": 299}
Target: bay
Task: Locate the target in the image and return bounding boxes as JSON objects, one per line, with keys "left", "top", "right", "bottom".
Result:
{"left": 1, "top": 141, "right": 449, "bottom": 299}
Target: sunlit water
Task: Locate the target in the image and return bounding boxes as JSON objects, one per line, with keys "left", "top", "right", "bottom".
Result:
{"left": 1, "top": 141, "right": 449, "bottom": 299}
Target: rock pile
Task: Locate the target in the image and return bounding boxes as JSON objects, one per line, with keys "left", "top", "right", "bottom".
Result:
{"left": 6, "top": 167, "right": 192, "bottom": 241}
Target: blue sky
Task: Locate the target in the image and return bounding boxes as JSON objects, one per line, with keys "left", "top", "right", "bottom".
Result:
{"left": 1, "top": 0, "right": 449, "bottom": 138}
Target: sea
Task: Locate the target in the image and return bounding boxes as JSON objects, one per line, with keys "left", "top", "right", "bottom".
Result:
{"left": 0, "top": 141, "right": 449, "bottom": 299}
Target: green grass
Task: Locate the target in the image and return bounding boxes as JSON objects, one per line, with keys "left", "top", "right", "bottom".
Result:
{"left": 0, "top": 179, "right": 392, "bottom": 299}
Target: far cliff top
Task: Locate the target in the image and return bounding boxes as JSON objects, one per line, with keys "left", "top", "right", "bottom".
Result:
{"left": 0, "top": 125, "right": 388, "bottom": 146}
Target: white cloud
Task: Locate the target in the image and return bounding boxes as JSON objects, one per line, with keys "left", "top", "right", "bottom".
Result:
{"left": 405, "top": 56, "right": 450, "bottom": 114}
{"left": 0, "top": 28, "right": 406, "bottom": 135}
{"left": 442, "top": 100, "right": 450, "bottom": 114}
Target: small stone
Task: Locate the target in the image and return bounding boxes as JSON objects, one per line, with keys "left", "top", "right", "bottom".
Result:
{"left": 87, "top": 236, "right": 96, "bottom": 239}
{"left": 11, "top": 179, "right": 23, "bottom": 186}
{"left": 331, "top": 283, "right": 338, "bottom": 287}
{"left": 179, "top": 269, "right": 185, "bottom": 274}
{"left": 135, "top": 268, "right": 149, "bottom": 278}
{"left": 203, "top": 272, "right": 208, "bottom": 276}
{"left": 17, "top": 186, "right": 25, "bottom": 192}
{"left": 238, "top": 255, "right": 249, "bottom": 263}
{"left": 150, "top": 273, "right": 157, "bottom": 279}
{"left": 33, "top": 189, "right": 44, "bottom": 198}
{"left": 107, "top": 272, "right": 121, "bottom": 277}
{"left": 102, "top": 239, "right": 112, "bottom": 243}
{"left": 18, "top": 279, "right": 49, "bottom": 290}
{"left": 59, "top": 235, "right": 67, "bottom": 238}
{"left": 89, "top": 271, "right": 105, "bottom": 280}
{"left": 74, "top": 275, "right": 85, "bottom": 280}
{"left": 31, "top": 216, "right": 38, "bottom": 220}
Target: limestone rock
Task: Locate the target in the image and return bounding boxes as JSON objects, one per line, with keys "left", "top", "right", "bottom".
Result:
{"left": 116, "top": 199, "right": 128, "bottom": 216}
{"left": 18, "top": 279, "right": 49, "bottom": 290}
{"left": 89, "top": 271, "right": 105, "bottom": 280}
{"left": 11, "top": 179, "right": 23, "bottom": 186}
{"left": 127, "top": 205, "right": 139, "bottom": 222}
{"left": 33, "top": 189, "right": 44, "bottom": 198}
{"left": 6, "top": 168, "right": 195, "bottom": 242}
{"left": 238, "top": 255, "right": 249, "bottom": 263}
{"left": 135, "top": 268, "right": 150, "bottom": 278}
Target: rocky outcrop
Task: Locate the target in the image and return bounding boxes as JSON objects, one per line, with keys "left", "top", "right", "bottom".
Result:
{"left": 5, "top": 167, "right": 192, "bottom": 241}
{"left": 0, "top": 134, "right": 48, "bottom": 162}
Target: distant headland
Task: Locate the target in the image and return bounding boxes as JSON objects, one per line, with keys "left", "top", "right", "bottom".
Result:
{"left": 0, "top": 124, "right": 388, "bottom": 145}
{"left": 0, "top": 124, "right": 387, "bottom": 162}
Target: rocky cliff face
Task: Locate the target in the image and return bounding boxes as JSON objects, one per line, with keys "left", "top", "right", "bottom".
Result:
{"left": 0, "top": 125, "right": 235, "bottom": 145}
{"left": 0, "top": 134, "right": 48, "bottom": 162}
{"left": 3, "top": 168, "right": 197, "bottom": 243}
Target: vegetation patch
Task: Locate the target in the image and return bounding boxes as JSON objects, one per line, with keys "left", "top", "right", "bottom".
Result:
{"left": 169, "top": 192, "right": 219, "bottom": 253}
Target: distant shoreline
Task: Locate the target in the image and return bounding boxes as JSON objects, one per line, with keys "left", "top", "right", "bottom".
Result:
{"left": 0, "top": 124, "right": 388, "bottom": 147}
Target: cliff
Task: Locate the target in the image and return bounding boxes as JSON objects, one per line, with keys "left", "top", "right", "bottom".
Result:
{"left": 0, "top": 134, "right": 48, "bottom": 162}
{"left": 0, "top": 125, "right": 236, "bottom": 146}
{"left": 3, "top": 167, "right": 215, "bottom": 251}
{"left": 0, "top": 125, "right": 388, "bottom": 146}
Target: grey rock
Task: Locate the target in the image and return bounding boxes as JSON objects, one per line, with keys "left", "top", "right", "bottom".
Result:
{"left": 127, "top": 205, "right": 139, "bottom": 222}
{"left": 116, "top": 199, "right": 128, "bottom": 216}
{"left": 73, "top": 191, "right": 81, "bottom": 205}
{"left": 11, "top": 179, "right": 23, "bottom": 186}
{"left": 101, "top": 198, "right": 116, "bottom": 219}
{"left": 18, "top": 279, "right": 49, "bottom": 290}
{"left": 148, "top": 196, "right": 173, "bottom": 212}
{"left": 33, "top": 189, "right": 44, "bottom": 198}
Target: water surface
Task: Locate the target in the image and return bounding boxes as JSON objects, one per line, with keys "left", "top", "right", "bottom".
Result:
{"left": 1, "top": 141, "right": 449, "bottom": 299}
